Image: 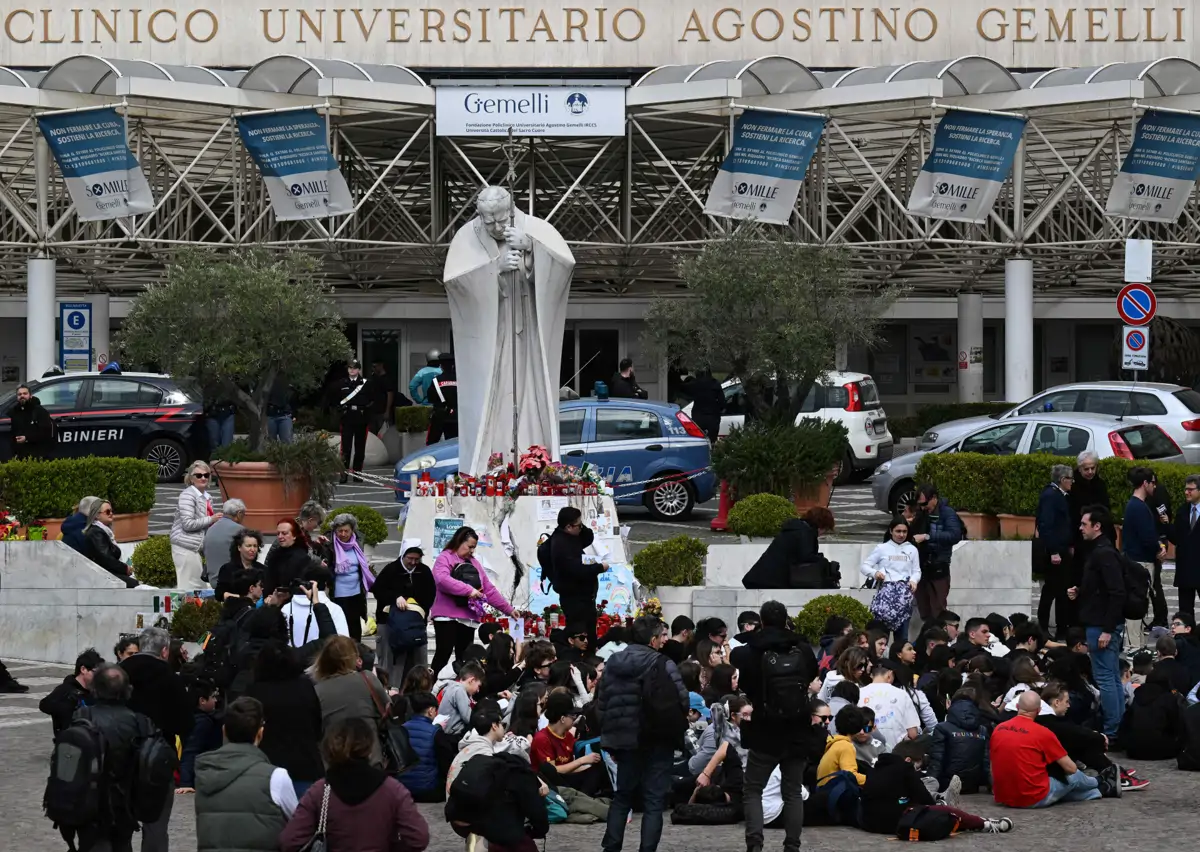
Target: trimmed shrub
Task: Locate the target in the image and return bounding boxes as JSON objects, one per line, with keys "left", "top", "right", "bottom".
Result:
{"left": 169, "top": 597, "right": 223, "bottom": 641}
{"left": 632, "top": 535, "right": 707, "bottom": 587}
{"left": 394, "top": 406, "right": 432, "bottom": 433}
{"left": 131, "top": 536, "right": 177, "bottom": 588}
{"left": 713, "top": 417, "right": 846, "bottom": 498}
{"left": 793, "top": 594, "right": 873, "bottom": 643}
{"left": 323, "top": 504, "right": 390, "bottom": 547}
{"left": 727, "top": 493, "right": 797, "bottom": 538}
{"left": 0, "top": 457, "right": 158, "bottom": 525}
{"left": 914, "top": 453, "right": 1004, "bottom": 515}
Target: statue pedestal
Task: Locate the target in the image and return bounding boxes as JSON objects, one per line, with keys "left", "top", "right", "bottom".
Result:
{"left": 402, "top": 494, "right": 635, "bottom": 616}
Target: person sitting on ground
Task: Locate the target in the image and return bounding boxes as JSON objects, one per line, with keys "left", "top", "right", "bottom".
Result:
{"left": 826, "top": 681, "right": 861, "bottom": 735}
{"left": 1007, "top": 622, "right": 1048, "bottom": 664}
{"left": 950, "top": 618, "right": 993, "bottom": 664}
{"left": 61, "top": 496, "right": 101, "bottom": 556}
{"left": 817, "top": 706, "right": 868, "bottom": 787}
{"left": 1179, "top": 700, "right": 1200, "bottom": 771}
{"left": 557, "top": 630, "right": 592, "bottom": 665}
{"left": 177, "top": 678, "right": 223, "bottom": 794}
{"left": 399, "top": 692, "right": 442, "bottom": 802}
{"left": 817, "top": 616, "right": 854, "bottom": 672}
{"left": 741, "top": 507, "right": 839, "bottom": 590}
{"left": 1152, "top": 635, "right": 1196, "bottom": 695}
{"left": 728, "top": 610, "right": 761, "bottom": 650}
{"left": 1121, "top": 664, "right": 1187, "bottom": 761}
{"left": 446, "top": 701, "right": 531, "bottom": 793}
{"left": 858, "top": 739, "right": 1012, "bottom": 836}
{"left": 928, "top": 687, "right": 991, "bottom": 795}
{"left": 1002, "top": 657, "right": 1047, "bottom": 711}
{"left": 852, "top": 707, "right": 888, "bottom": 769}
{"left": 480, "top": 632, "right": 524, "bottom": 702}
{"left": 194, "top": 696, "right": 298, "bottom": 852}
{"left": 818, "top": 647, "right": 871, "bottom": 703}
{"left": 1036, "top": 681, "right": 1146, "bottom": 792}
{"left": 530, "top": 691, "right": 605, "bottom": 796}
{"left": 990, "top": 691, "right": 1110, "bottom": 807}
{"left": 662, "top": 616, "right": 695, "bottom": 664}
{"left": 858, "top": 659, "right": 920, "bottom": 750}
{"left": 40, "top": 648, "right": 102, "bottom": 735}
{"left": 438, "top": 661, "right": 484, "bottom": 737}
{"left": 701, "top": 663, "right": 739, "bottom": 707}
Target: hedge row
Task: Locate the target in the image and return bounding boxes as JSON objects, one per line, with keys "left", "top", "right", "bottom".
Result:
{"left": 0, "top": 457, "right": 158, "bottom": 524}
{"left": 888, "top": 402, "right": 1012, "bottom": 439}
{"left": 914, "top": 452, "right": 1197, "bottom": 522}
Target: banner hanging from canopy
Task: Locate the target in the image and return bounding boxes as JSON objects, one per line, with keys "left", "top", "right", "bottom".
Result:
{"left": 1106, "top": 110, "right": 1200, "bottom": 222}
{"left": 704, "top": 110, "right": 827, "bottom": 225}
{"left": 236, "top": 109, "right": 353, "bottom": 221}
{"left": 36, "top": 107, "right": 154, "bottom": 221}
{"left": 907, "top": 110, "right": 1026, "bottom": 224}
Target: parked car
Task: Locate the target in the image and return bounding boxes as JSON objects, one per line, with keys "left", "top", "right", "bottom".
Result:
{"left": 682, "top": 371, "right": 893, "bottom": 483}
{"left": 873, "top": 412, "right": 1185, "bottom": 515}
{"left": 394, "top": 398, "right": 716, "bottom": 521}
{"left": 919, "top": 381, "right": 1200, "bottom": 464}
{"left": 0, "top": 372, "right": 205, "bottom": 481}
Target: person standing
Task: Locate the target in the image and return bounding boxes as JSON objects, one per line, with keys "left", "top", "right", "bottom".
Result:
{"left": 335, "top": 359, "right": 370, "bottom": 484}
{"left": 1169, "top": 474, "right": 1200, "bottom": 622}
{"left": 429, "top": 527, "right": 516, "bottom": 674}
{"left": 1069, "top": 506, "right": 1128, "bottom": 742}
{"left": 913, "top": 485, "right": 962, "bottom": 623}
{"left": 730, "top": 601, "right": 818, "bottom": 852}
{"left": 685, "top": 368, "right": 726, "bottom": 444}
{"left": 10, "top": 383, "right": 53, "bottom": 458}
{"left": 1146, "top": 471, "right": 1173, "bottom": 629}
{"left": 609, "top": 358, "right": 644, "bottom": 399}
{"left": 322, "top": 513, "right": 375, "bottom": 643}
{"left": 203, "top": 393, "right": 236, "bottom": 453}
{"left": 367, "top": 360, "right": 402, "bottom": 434}
{"left": 1036, "top": 465, "right": 1076, "bottom": 638}
{"left": 265, "top": 376, "right": 295, "bottom": 444}
{"left": 203, "top": 499, "right": 246, "bottom": 588}
{"left": 373, "top": 546, "right": 436, "bottom": 686}
{"left": 426, "top": 352, "right": 458, "bottom": 444}
{"left": 408, "top": 349, "right": 442, "bottom": 406}
{"left": 596, "top": 616, "right": 688, "bottom": 852}
{"left": 40, "top": 648, "right": 102, "bottom": 735}
{"left": 1069, "top": 451, "right": 1111, "bottom": 586}
{"left": 546, "top": 506, "right": 605, "bottom": 653}
{"left": 170, "top": 461, "right": 223, "bottom": 590}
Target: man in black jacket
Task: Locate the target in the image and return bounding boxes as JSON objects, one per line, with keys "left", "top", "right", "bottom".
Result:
{"left": 1169, "top": 474, "right": 1200, "bottom": 622}
{"left": 548, "top": 507, "right": 605, "bottom": 653}
{"left": 1069, "top": 505, "right": 1127, "bottom": 741}
{"left": 1036, "top": 464, "right": 1076, "bottom": 637}
{"left": 730, "top": 601, "right": 818, "bottom": 852}
{"left": 609, "top": 358, "right": 644, "bottom": 399}
{"left": 10, "top": 384, "right": 53, "bottom": 458}
{"left": 121, "top": 627, "right": 194, "bottom": 852}
{"left": 40, "top": 648, "right": 102, "bottom": 735}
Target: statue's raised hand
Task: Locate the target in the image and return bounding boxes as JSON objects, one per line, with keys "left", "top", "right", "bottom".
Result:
{"left": 500, "top": 249, "right": 525, "bottom": 272}
{"left": 503, "top": 226, "right": 532, "bottom": 251}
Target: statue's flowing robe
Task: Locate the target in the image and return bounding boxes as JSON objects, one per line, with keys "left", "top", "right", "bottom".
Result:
{"left": 443, "top": 209, "right": 575, "bottom": 476}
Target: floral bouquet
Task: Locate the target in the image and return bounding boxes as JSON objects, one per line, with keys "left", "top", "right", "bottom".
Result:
{"left": 519, "top": 445, "right": 552, "bottom": 475}
{"left": 636, "top": 597, "right": 663, "bottom": 619}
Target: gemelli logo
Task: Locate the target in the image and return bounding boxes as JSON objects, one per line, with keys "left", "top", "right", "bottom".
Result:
{"left": 565, "top": 92, "right": 589, "bottom": 115}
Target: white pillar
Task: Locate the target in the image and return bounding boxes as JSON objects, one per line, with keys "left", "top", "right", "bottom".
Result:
{"left": 1004, "top": 257, "right": 1034, "bottom": 403}
{"left": 91, "top": 293, "right": 110, "bottom": 370}
{"left": 957, "top": 291, "right": 983, "bottom": 403}
{"left": 26, "top": 257, "right": 56, "bottom": 380}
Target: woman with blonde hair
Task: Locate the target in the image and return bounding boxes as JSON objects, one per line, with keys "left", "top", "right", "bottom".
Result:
{"left": 170, "top": 460, "right": 224, "bottom": 588}
{"left": 312, "top": 636, "right": 389, "bottom": 766}
{"left": 85, "top": 499, "right": 138, "bottom": 588}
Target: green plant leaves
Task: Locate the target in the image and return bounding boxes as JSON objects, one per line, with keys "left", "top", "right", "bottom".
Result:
{"left": 394, "top": 406, "right": 432, "bottom": 433}
{"left": 632, "top": 535, "right": 708, "bottom": 587}
{"left": 212, "top": 431, "right": 344, "bottom": 507}
{"left": 169, "top": 597, "right": 223, "bottom": 641}
{"left": 322, "top": 504, "right": 391, "bottom": 547}
{"left": 793, "top": 594, "right": 873, "bottom": 643}
{"left": 712, "top": 418, "right": 847, "bottom": 497}
{"left": 727, "top": 493, "right": 797, "bottom": 538}
{"left": 0, "top": 457, "right": 157, "bottom": 524}
{"left": 131, "top": 535, "right": 177, "bottom": 588}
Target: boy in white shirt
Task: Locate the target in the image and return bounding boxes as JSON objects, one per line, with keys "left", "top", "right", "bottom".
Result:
{"left": 857, "top": 659, "right": 920, "bottom": 750}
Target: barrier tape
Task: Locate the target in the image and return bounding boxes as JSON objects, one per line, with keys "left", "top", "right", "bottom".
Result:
{"left": 346, "top": 465, "right": 715, "bottom": 497}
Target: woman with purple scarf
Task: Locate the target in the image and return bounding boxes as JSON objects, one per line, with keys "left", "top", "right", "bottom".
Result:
{"left": 324, "top": 513, "right": 376, "bottom": 642}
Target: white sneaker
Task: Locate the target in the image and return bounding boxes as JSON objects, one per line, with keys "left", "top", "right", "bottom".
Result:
{"left": 983, "top": 817, "right": 1013, "bottom": 833}
{"left": 940, "top": 775, "right": 963, "bottom": 808}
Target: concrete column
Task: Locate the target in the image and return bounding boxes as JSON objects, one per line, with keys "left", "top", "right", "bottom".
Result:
{"left": 1004, "top": 257, "right": 1034, "bottom": 403}
{"left": 957, "top": 291, "right": 983, "bottom": 403}
{"left": 91, "top": 293, "right": 110, "bottom": 370}
{"left": 26, "top": 257, "right": 56, "bottom": 380}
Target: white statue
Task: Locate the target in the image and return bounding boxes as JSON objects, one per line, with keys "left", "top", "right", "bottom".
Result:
{"left": 443, "top": 186, "right": 575, "bottom": 476}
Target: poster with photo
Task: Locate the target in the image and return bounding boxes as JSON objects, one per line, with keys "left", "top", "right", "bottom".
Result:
{"left": 909, "top": 329, "right": 957, "bottom": 383}
{"left": 433, "top": 517, "right": 464, "bottom": 550}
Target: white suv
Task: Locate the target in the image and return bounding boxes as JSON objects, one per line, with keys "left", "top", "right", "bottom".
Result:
{"left": 684, "top": 371, "right": 894, "bottom": 483}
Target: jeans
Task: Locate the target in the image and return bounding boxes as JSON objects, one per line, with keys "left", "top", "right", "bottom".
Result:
{"left": 268, "top": 414, "right": 294, "bottom": 443}
{"left": 205, "top": 412, "right": 234, "bottom": 453}
{"left": 1087, "top": 625, "right": 1125, "bottom": 738}
{"left": 1033, "top": 770, "right": 1101, "bottom": 807}
{"left": 744, "top": 751, "right": 806, "bottom": 852}
{"left": 602, "top": 746, "right": 674, "bottom": 852}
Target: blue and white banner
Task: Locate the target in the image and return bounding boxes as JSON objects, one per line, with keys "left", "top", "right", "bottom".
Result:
{"left": 36, "top": 108, "right": 153, "bottom": 222}
{"left": 908, "top": 111, "right": 1026, "bottom": 224}
{"left": 236, "top": 109, "right": 353, "bottom": 221}
{"left": 704, "top": 110, "right": 826, "bottom": 225}
{"left": 1106, "top": 110, "right": 1200, "bottom": 222}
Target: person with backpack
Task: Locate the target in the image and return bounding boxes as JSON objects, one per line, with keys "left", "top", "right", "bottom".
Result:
{"left": 41, "top": 648, "right": 103, "bottom": 735}
{"left": 539, "top": 506, "right": 606, "bottom": 653}
{"left": 373, "top": 545, "right": 436, "bottom": 686}
{"left": 1069, "top": 505, "right": 1132, "bottom": 742}
{"left": 729, "top": 600, "right": 818, "bottom": 852}
{"left": 595, "top": 615, "right": 688, "bottom": 852}
{"left": 927, "top": 687, "right": 991, "bottom": 794}
{"left": 121, "top": 627, "right": 193, "bottom": 852}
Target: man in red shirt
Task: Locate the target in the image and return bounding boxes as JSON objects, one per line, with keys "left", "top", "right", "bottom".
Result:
{"left": 990, "top": 692, "right": 1106, "bottom": 808}
{"left": 530, "top": 691, "right": 606, "bottom": 796}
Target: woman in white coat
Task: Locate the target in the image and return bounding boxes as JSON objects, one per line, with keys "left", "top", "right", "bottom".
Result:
{"left": 861, "top": 517, "right": 922, "bottom": 646}
{"left": 169, "top": 460, "right": 224, "bottom": 588}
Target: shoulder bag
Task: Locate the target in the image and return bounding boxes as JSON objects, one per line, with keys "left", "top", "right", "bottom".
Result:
{"left": 362, "top": 672, "right": 418, "bottom": 774}
{"left": 297, "top": 784, "right": 329, "bottom": 852}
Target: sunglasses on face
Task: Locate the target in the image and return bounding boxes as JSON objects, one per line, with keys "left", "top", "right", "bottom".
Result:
{"left": 863, "top": 722, "right": 876, "bottom": 733}
{"left": 816, "top": 714, "right": 833, "bottom": 723}
{"left": 193, "top": 473, "right": 209, "bottom": 479}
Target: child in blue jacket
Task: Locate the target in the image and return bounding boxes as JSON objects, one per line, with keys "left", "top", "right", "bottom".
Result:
{"left": 401, "top": 691, "right": 442, "bottom": 801}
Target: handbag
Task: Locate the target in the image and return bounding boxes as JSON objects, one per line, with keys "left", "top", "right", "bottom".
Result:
{"left": 362, "top": 673, "right": 419, "bottom": 774}
{"left": 869, "top": 580, "right": 915, "bottom": 631}
{"left": 449, "top": 560, "right": 482, "bottom": 607}
{"left": 297, "top": 784, "right": 330, "bottom": 852}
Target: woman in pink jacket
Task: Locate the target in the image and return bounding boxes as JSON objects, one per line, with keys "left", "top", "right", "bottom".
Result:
{"left": 430, "top": 526, "right": 516, "bottom": 674}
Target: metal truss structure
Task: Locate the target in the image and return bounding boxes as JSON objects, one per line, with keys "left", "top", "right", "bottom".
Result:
{"left": 2, "top": 53, "right": 1200, "bottom": 298}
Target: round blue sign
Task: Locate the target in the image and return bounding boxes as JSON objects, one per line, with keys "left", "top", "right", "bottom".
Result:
{"left": 66, "top": 311, "right": 86, "bottom": 330}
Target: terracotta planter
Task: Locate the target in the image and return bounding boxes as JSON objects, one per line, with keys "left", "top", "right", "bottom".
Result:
{"left": 958, "top": 511, "right": 1000, "bottom": 541}
{"left": 997, "top": 513, "right": 1036, "bottom": 540}
{"left": 213, "top": 461, "right": 310, "bottom": 532}
{"left": 792, "top": 464, "right": 839, "bottom": 514}
{"left": 112, "top": 512, "right": 150, "bottom": 542}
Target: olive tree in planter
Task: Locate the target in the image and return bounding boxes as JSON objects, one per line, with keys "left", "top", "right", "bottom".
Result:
{"left": 117, "top": 249, "right": 352, "bottom": 526}
{"left": 712, "top": 417, "right": 848, "bottom": 514}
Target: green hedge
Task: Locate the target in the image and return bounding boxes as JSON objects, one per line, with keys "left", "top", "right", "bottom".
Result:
{"left": 322, "top": 504, "right": 390, "bottom": 547}
{"left": 792, "top": 594, "right": 873, "bottom": 643}
{"left": 888, "top": 402, "right": 1012, "bottom": 438}
{"left": 0, "top": 457, "right": 158, "bottom": 525}
{"left": 131, "top": 536, "right": 177, "bottom": 587}
{"left": 632, "top": 535, "right": 707, "bottom": 587}
{"left": 728, "top": 493, "right": 797, "bottom": 537}
{"left": 394, "top": 406, "right": 432, "bottom": 433}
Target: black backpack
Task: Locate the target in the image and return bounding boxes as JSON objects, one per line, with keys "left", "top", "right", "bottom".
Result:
{"left": 44, "top": 709, "right": 106, "bottom": 830}
{"left": 1118, "top": 553, "right": 1153, "bottom": 621}
{"left": 896, "top": 804, "right": 962, "bottom": 841}
{"left": 202, "top": 606, "right": 254, "bottom": 687}
{"left": 448, "top": 754, "right": 501, "bottom": 811}
{"left": 450, "top": 560, "right": 481, "bottom": 605}
{"left": 759, "top": 646, "right": 810, "bottom": 721}
{"left": 639, "top": 655, "right": 687, "bottom": 747}
{"left": 130, "top": 717, "right": 175, "bottom": 824}
{"left": 537, "top": 534, "right": 559, "bottom": 592}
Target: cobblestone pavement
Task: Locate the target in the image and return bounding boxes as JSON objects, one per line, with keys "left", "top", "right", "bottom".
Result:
{"left": 3, "top": 661, "right": 1193, "bottom": 852}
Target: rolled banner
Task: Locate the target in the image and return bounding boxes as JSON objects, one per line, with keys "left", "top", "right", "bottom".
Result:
{"left": 907, "top": 110, "right": 1027, "bottom": 224}
{"left": 1106, "top": 110, "right": 1200, "bottom": 223}
{"left": 36, "top": 107, "right": 154, "bottom": 221}
{"left": 236, "top": 108, "right": 353, "bottom": 221}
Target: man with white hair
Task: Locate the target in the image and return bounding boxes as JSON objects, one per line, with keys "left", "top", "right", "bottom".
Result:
{"left": 1036, "top": 464, "right": 1075, "bottom": 638}
{"left": 204, "top": 498, "right": 247, "bottom": 584}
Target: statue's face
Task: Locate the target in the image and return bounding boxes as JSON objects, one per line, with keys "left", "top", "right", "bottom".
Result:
{"left": 479, "top": 203, "right": 511, "bottom": 240}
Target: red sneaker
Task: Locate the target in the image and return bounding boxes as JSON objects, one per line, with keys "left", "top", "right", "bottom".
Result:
{"left": 1121, "top": 773, "right": 1150, "bottom": 792}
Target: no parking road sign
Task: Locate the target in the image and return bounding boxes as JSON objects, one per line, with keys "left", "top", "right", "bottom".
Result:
{"left": 1122, "top": 325, "right": 1150, "bottom": 371}
{"left": 1117, "top": 283, "right": 1157, "bottom": 326}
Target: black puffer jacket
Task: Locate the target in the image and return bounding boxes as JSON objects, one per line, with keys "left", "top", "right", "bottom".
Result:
{"left": 548, "top": 526, "right": 604, "bottom": 601}
{"left": 927, "top": 698, "right": 990, "bottom": 793}
{"left": 742, "top": 519, "right": 821, "bottom": 589}
{"left": 730, "top": 625, "right": 818, "bottom": 757}
{"left": 85, "top": 701, "right": 147, "bottom": 832}
{"left": 121, "top": 653, "right": 193, "bottom": 746}
{"left": 1122, "top": 670, "right": 1187, "bottom": 761}
{"left": 595, "top": 643, "right": 687, "bottom": 752}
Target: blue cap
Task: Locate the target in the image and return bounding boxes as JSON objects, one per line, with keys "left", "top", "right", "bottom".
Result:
{"left": 688, "top": 692, "right": 710, "bottom": 720}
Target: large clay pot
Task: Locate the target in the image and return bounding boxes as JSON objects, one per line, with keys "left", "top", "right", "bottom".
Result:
{"left": 213, "top": 461, "right": 310, "bottom": 532}
{"left": 997, "top": 513, "right": 1036, "bottom": 540}
{"left": 25, "top": 511, "right": 149, "bottom": 544}
{"left": 958, "top": 512, "right": 1000, "bottom": 541}
{"left": 792, "top": 464, "right": 839, "bottom": 515}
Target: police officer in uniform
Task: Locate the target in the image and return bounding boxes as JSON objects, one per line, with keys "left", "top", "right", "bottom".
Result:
{"left": 336, "top": 359, "right": 370, "bottom": 483}
{"left": 427, "top": 352, "right": 458, "bottom": 445}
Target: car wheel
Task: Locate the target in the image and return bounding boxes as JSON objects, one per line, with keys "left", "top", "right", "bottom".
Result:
{"left": 889, "top": 479, "right": 916, "bottom": 516}
{"left": 142, "top": 439, "right": 187, "bottom": 482}
{"left": 834, "top": 449, "right": 854, "bottom": 485}
{"left": 645, "top": 474, "right": 695, "bottom": 521}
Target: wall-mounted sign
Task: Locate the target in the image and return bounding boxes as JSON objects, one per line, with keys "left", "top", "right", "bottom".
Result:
{"left": 435, "top": 86, "right": 626, "bottom": 137}
{"left": 60, "top": 302, "right": 92, "bottom": 373}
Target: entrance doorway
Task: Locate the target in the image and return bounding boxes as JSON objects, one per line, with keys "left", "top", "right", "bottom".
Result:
{"left": 561, "top": 324, "right": 621, "bottom": 396}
